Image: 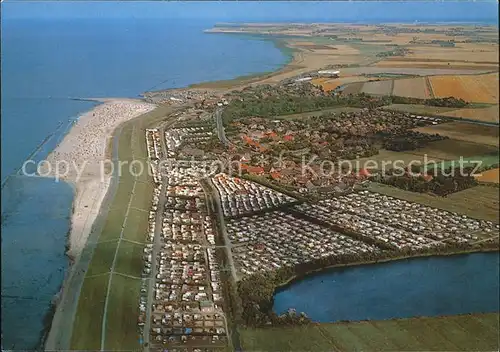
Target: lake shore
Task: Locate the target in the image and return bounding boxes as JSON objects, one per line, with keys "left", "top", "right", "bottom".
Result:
{"left": 274, "top": 246, "right": 500, "bottom": 293}
{"left": 234, "top": 246, "right": 499, "bottom": 331}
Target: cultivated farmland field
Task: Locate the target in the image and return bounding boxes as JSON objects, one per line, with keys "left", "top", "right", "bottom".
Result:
{"left": 385, "top": 103, "right": 500, "bottom": 124}
{"left": 355, "top": 139, "right": 497, "bottom": 171}
{"left": 444, "top": 105, "right": 499, "bottom": 124}
{"left": 341, "top": 82, "right": 364, "bottom": 95}
{"left": 383, "top": 103, "right": 457, "bottom": 115}
{"left": 354, "top": 149, "right": 446, "bottom": 171}
{"left": 367, "top": 183, "right": 499, "bottom": 223}
{"left": 360, "top": 79, "right": 393, "bottom": 95}
{"left": 429, "top": 73, "right": 499, "bottom": 104}
{"left": 475, "top": 168, "right": 500, "bottom": 184}
{"left": 311, "top": 76, "right": 369, "bottom": 92}
{"left": 412, "top": 139, "right": 498, "bottom": 161}
{"left": 425, "top": 153, "right": 500, "bottom": 172}
{"left": 414, "top": 122, "right": 499, "bottom": 148}
{"left": 446, "top": 186, "right": 500, "bottom": 222}
{"left": 311, "top": 78, "right": 340, "bottom": 92}
{"left": 241, "top": 313, "right": 500, "bottom": 352}
{"left": 392, "top": 77, "right": 431, "bottom": 99}
{"left": 375, "top": 59, "right": 499, "bottom": 71}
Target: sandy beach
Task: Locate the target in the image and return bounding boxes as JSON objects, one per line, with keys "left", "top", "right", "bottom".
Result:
{"left": 43, "top": 99, "right": 156, "bottom": 258}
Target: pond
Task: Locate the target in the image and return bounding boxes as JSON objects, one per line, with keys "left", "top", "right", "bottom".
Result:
{"left": 273, "top": 252, "right": 499, "bottom": 322}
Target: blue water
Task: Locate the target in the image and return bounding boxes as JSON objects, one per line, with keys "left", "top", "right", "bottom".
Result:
{"left": 274, "top": 253, "right": 500, "bottom": 322}
{"left": 1, "top": 16, "right": 287, "bottom": 350}
{"left": 1, "top": 1, "right": 498, "bottom": 349}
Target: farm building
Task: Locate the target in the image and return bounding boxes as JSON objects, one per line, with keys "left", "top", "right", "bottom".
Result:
{"left": 318, "top": 70, "right": 340, "bottom": 78}
{"left": 295, "top": 77, "right": 313, "bottom": 82}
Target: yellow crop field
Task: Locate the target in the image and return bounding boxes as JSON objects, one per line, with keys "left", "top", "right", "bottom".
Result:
{"left": 444, "top": 105, "right": 499, "bottom": 124}
{"left": 475, "top": 168, "right": 500, "bottom": 184}
{"left": 429, "top": 73, "right": 499, "bottom": 103}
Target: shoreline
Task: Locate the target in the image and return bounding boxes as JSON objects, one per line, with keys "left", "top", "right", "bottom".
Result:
{"left": 43, "top": 100, "right": 157, "bottom": 350}
{"left": 274, "top": 247, "right": 500, "bottom": 294}
{"left": 152, "top": 35, "right": 301, "bottom": 92}
{"left": 41, "top": 99, "right": 156, "bottom": 258}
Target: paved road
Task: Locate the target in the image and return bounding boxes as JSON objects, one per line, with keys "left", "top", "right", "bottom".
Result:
{"left": 144, "top": 115, "right": 180, "bottom": 351}
{"left": 202, "top": 178, "right": 238, "bottom": 283}
{"left": 214, "top": 108, "right": 229, "bottom": 147}
{"left": 143, "top": 178, "right": 166, "bottom": 351}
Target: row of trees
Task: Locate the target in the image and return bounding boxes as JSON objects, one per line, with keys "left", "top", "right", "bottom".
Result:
{"left": 376, "top": 47, "right": 409, "bottom": 57}
{"left": 378, "top": 166, "right": 479, "bottom": 196}
{"left": 222, "top": 85, "right": 469, "bottom": 126}
{"left": 221, "top": 92, "right": 389, "bottom": 124}
{"left": 381, "top": 131, "right": 448, "bottom": 152}
{"left": 391, "top": 95, "right": 469, "bottom": 108}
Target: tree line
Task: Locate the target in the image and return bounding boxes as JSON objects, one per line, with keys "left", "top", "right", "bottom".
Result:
{"left": 391, "top": 95, "right": 468, "bottom": 108}
{"left": 375, "top": 166, "right": 479, "bottom": 196}
{"left": 235, "top": 240, "right": 498, "bottom": 327}
{"left": 380, "top": 131, "right": 448, "bottom": 152}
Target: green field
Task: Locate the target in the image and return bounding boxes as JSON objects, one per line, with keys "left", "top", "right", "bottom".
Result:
{"left": 70, "top": 274, "right": 110, "bottom": 350}
{"left": 383, "top": 103, "right": 498, "bottom": 124}
{"left": 367, "top": 182, "right": 499, "bottom": 223}
{"left": 104, "top": 274, "right": 143, "bottom": 350}
{"left": 70, "top": 105, "right": 178, "bottom": 350}
{"left": 383, "top": 103, "right": 458, "bottom": 115}
{"left": 417, "top": 140, "right": 498, "bottom": 162}
{"left": 355, "top": 139, "right": 496, "bottom": 173}
{"left": 424, "top": 152, "right": 499, "bottom": 171}
{"left": 241, "top": 313, "right": 500, "bottom": 352}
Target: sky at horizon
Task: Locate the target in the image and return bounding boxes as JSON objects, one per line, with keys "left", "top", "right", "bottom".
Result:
{"left": 1, "top": 1, "right": 498, "bottom": 23}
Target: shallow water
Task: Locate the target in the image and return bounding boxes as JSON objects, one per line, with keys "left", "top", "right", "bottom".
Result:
{"left": 1, "top": 176, "right": 73, "bottom": 349}
{"left": 273, "top": 252, "right": 500, "bottom": 322}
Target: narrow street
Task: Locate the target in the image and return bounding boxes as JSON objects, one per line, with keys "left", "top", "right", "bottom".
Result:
{"left": 201, "top": 178, "right": 238, "bottom": 283}
{"left": 143, "top": 177, "right": 166, "bottom": 351}
{"left": 214, "top": 108, "right": 229, "bottom": 146}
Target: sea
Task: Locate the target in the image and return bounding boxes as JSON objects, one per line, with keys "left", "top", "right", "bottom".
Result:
{"left": 1, "top": 1, "right": 498, "bottom": 349}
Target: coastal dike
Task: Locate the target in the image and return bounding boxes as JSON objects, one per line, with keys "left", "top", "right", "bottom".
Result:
{"left": 44, "top": 102, "right": 178, "bottom": 350}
